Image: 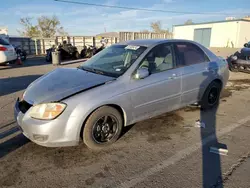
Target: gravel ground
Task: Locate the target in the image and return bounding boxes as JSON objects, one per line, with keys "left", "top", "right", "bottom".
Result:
{"left": 1, "top": 56, "right": 250, "bottom": 188}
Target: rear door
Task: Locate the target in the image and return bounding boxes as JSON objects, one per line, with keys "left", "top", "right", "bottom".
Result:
{"left": 174, "top": 42, "right": 211, "bottom": 106}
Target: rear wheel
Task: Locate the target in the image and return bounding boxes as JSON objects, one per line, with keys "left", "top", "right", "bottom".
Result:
{"left": 83, "top": 106, "right": 123, "bottom": 150}
{"left": 200, "top": 81, "right": 222, "bottom": 110}
{"left": 74, "top": 51, "right": 80, "bottom": 59}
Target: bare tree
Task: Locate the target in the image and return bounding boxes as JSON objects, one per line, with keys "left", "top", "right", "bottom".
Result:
{"left": 141, "top": 29, "right": 150, "bottom": 33}
{"left": 243, "top": 15, "right": 250, "bottom": 20}
{"left": 150, "top": 21, "right": 162, "bottom": 33}
{"left": 18, "top": 16, "right": 68, "bottom": 38}
{"left": 37, "top": 16, "right": 60, "bottom": 38}
{"left": 150, "top": 21, "right": 170, "bottom": 34}
{"left": 18, "top": 17, "right": 40, "bottom": 37}
{"left": 57, "top": 26, "right": 69, "bottom": 36}
{"left": 184, "top": 19, "right": 194, "bottom": 25}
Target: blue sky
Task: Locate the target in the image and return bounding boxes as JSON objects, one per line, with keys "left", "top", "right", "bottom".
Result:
{"left": 0, "top": 0, "right": 249, "bottom": 36}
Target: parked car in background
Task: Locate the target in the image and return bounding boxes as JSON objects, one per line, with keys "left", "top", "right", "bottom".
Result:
{"left": 0, "top": 38, "right": 17, "bottom": 65}
{"left": 14, "top": 39, "right": 229, "bottom": 150}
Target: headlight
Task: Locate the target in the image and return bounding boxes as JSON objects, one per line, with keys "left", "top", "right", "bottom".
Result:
{"left": 29, "top": 103, "right": 66, "bottom": 120}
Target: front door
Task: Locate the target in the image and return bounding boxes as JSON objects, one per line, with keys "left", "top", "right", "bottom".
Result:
{"left": 128, "top": 43, "right": 182, "bottom": 122}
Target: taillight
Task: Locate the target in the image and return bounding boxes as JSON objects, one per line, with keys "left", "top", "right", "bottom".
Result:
{"left": 0, "top": 46, "right": 7, "bottom": 51}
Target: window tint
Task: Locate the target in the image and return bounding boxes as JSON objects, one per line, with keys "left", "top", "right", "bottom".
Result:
{"left": 140, "top": 44, "right": 175, "bottom": 74}
{"left": 175, "top": 43, "right": 209, "bottom": 67}
{"left": 0, "top": 38, "right": 10, "bottom": 45}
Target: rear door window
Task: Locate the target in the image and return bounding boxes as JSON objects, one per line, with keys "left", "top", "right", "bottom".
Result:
{"left": 175, "top": 42, "right": 209, "bottom": 67}
{"left": 0, "top": 38, "right": 10, "bottom": 45}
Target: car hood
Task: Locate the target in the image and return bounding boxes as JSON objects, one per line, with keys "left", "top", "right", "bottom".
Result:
{"left": 23, "top": 68, "right": 115, "bottom": 105}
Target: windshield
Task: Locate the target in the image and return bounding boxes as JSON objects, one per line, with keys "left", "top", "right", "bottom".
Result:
{"left": 80, "top": 45, "right": 147, "bottom": 77}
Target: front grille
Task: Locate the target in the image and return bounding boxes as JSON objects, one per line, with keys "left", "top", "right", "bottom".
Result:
{"left": 19, "top": 100, "right": 32, "bottom": 114}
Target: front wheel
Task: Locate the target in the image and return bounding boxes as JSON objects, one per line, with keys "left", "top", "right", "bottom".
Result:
{"left": 83, "top": 106, "right": 123, "bottom": 150}
{"left": 200, "top": 81, "right": 222, "bottom": 110}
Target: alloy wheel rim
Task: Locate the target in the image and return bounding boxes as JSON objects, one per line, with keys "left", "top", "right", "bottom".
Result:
{"left": 208, "top": 87, "right": 219, "bottom": 105}
{"left": 92, "top": 115, "right": 118, "bottom": 143}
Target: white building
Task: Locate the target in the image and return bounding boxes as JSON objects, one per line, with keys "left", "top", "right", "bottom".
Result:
{"left": 173, "top": 19, "right": 250, "bottom": 48}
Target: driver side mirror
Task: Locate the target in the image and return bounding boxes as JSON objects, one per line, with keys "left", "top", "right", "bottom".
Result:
{"left": 134, "top": 67, "right": 149, "bottom": 79}
{"left": 244, "top": 43, "right": 248, "bottom": 48}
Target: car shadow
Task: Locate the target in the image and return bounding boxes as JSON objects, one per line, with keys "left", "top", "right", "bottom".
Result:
{"left": 0, "top": 57, "right": 50, "bottom": 70}
{"left": 120, "top": 124, "right": 135, "bottom": 138}
{"left": 0, "top": 57, "right": 87, "bottom": 70}
{"left": 0, "top": 75, "right": 42, "bottom": 96}
{"left": 0, "top": 120, "right": 30, "bottom": 158}
{"left": 199, "top": 61, "right": 226, "bottom": 188}
{"left": 0, "top": 133, "right": 30, "bottom": 158}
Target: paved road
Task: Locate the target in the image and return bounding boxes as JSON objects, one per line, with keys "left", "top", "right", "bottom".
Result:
{"left": 1, "top": 57, "right": 250, "bottom": 188}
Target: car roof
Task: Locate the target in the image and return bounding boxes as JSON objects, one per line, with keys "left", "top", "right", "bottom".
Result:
{"left": 116, "top": 39, "right": 196, "bottom": 47}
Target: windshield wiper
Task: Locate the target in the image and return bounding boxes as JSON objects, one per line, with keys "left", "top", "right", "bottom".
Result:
{"left": 78, "top": 66, "right": 119, "bottom": 78}
{"left": 78, "top": 66, "right": 104, "bottom": 75}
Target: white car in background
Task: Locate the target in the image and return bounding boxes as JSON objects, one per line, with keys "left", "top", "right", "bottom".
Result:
{"left": 0, "top": 38, "right": 17, "bottom": 65}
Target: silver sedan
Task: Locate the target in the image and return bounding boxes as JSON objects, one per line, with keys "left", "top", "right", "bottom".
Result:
{"left": 14, "top": 39, "right": 229, "bottom": 149}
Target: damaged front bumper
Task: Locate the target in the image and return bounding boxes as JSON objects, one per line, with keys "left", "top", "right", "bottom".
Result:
{"left": 14, "top": 98, "right": 80, "bottom": 147}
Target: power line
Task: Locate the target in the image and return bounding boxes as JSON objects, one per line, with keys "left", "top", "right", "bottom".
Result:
{"left": 54, "top": 0, "right": 238, "bottom": 16}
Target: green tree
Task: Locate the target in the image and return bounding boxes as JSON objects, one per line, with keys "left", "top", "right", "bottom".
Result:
{"left": 18, "top": 16, "right": 68, "bottom": 38}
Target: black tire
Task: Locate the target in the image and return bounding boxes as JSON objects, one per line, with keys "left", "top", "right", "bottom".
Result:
{"left": 83, "top": 106, "right": 123, "bottom": 150}
{"left": 200, "top": 81, "right": 222, "bottom": 110}
{"left": 80, "top": 50, "right": 86, "bottom": 58}
{"left": 74, "top": 51, "right": 80, "bottom": 59}
{"left": 9, "top": 60, "right": 16, "bottom": 65}
{"left": 46, "top": 55, "right": 52, "bottom": 62}
{"left": 21, "top": 55, "right": 26, "bottom": 61}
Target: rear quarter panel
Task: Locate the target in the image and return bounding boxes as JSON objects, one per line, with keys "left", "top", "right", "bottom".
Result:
{"left": 0, "top": 44, "right": 17, "bottom": 63}
{"left": 195, "top": 42, "right": 229, "bottom": 98}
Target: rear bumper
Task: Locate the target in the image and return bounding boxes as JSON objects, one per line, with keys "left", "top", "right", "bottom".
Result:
{"left": 14, "top": 98, "right": 80, "bottom": 147}
{"left": 0, "top": 52, "right": 17, "bottom": 64}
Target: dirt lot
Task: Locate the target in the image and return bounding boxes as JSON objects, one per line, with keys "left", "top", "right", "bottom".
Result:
{"left": 1, "top": 57, "right": 250, "bottom": 188}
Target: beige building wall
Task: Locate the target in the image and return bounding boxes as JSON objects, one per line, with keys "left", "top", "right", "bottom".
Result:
{"left": 237, "top": 21, "right": 250, "bottom": 47}
{"left": 173, "top": 20, "right": 250, "bottom": 48}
